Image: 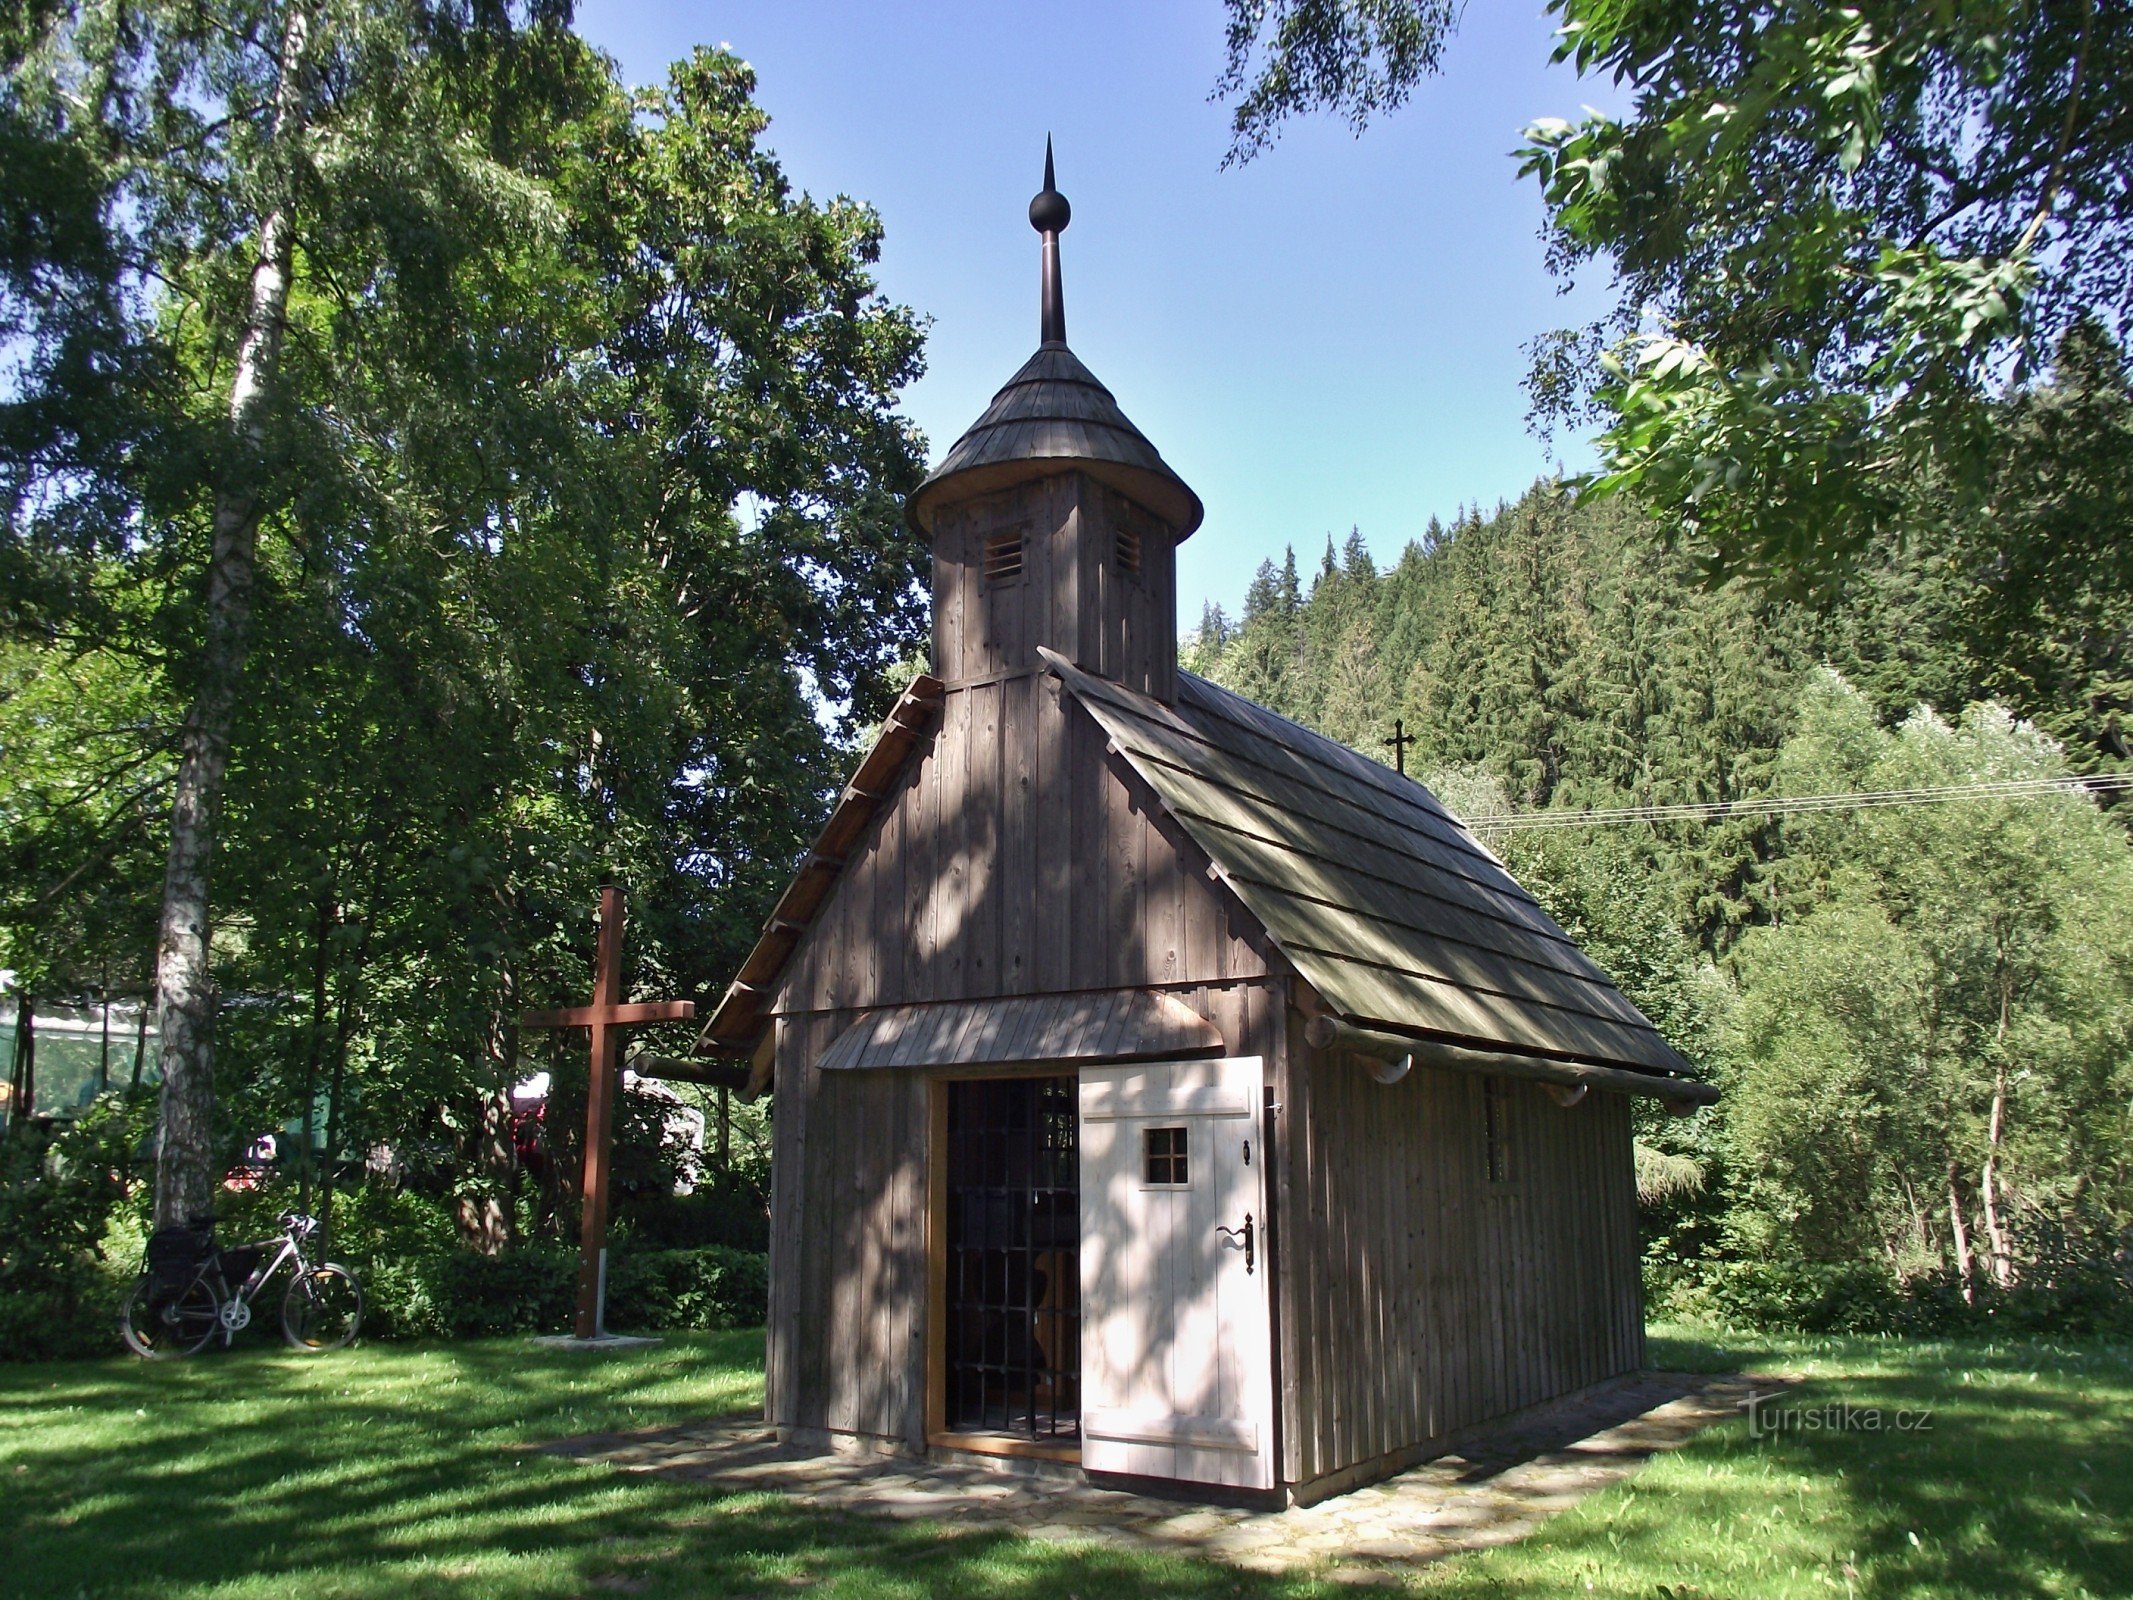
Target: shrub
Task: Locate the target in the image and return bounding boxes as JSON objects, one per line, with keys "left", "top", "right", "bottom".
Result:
{"left": 357, "top": 1242, "right": 766, "bottom": 1340}
{"left": 1659, "top": 1257, "right": 1921, "bottom": 1335}
{"left": 0, "top": 1098, "right": 148, "bottom": 1361}
{"left": 1653, "top": 1253, "right": 2133, "bottom": 1337}
{"left": 617, "top": 1173, "right": 770, "bottom": 1252}
{"left": 608, "top": 1244, "right": 768, "bottom": 1331}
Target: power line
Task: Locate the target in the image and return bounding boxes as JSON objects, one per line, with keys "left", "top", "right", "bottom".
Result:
{"left": 1461, "top": 772, "right": 2133, "bottom": 832}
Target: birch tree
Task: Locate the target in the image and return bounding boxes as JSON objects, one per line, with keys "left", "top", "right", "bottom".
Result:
{"left": 7, "top": 17, "right": 926, "bottom": 1249}
{"left": 10, "top": 0, "right": 579, "bottom": 1225}
{"left": 150, "top": 0, "right": 313, "bottom": 1228}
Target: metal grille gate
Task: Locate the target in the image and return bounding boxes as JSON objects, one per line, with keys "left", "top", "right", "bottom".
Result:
{"left": 943, "top": 1076, "right": 1080, "bottom": 1440}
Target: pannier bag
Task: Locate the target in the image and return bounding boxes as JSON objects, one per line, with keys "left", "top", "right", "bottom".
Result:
{"left": 145, "top": 1223, "right": 216, "bottom": 1291}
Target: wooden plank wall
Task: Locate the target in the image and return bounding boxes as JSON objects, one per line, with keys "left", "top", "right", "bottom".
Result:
{"left": 930, "top": 473, "right": 1177, "bottom": 703}
{"left": 761, "top": 455, "right": 1270, "bottom": 1446}
{"left": 1276, "top": 1030, "right": 1645, "bottom": 1491}
{"left": 765, "top": 1010, "right": 929, "bottom": 1443}
{"left": 766, "top": 980, "right": 1285, "bottom": 1443}
{"left": 774, "top": 673, "right": 1265, "bottom": 1017}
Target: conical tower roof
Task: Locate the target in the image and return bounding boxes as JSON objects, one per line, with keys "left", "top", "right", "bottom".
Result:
{"left": 905, "top": 144, "right": 1203, "bottom": 538}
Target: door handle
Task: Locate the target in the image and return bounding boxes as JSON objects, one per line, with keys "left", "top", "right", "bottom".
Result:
{"left": 1216, "top": 1213, "right": 1255, "bottom": 1274}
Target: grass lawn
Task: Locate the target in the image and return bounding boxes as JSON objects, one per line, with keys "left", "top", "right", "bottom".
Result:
{"left": 2, "top": 1324, "right": 2127, "bottom": 1599}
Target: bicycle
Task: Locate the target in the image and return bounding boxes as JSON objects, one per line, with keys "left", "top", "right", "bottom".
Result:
{"left": 121, "top": 1211, "right": 363, "bottom": 1358}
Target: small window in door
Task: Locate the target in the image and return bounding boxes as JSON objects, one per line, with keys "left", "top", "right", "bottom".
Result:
{"left": 1143, "top": 1125, "right": 1189, "bottom": 1187}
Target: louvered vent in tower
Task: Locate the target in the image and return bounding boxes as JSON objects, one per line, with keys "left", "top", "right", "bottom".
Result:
{"left": 1115, "top": 523, "right": 1141, "bottom": 578}
{"left": 984, "top": 531, "right": 1025, "bottom": 585}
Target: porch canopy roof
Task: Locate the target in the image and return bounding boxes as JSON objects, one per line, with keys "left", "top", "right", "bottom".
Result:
{"left": 817, "top": 990, "right": 1224, "bottom": 1073}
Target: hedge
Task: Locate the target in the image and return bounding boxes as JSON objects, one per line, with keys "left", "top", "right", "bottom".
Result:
{"left": 357, "top": 1243, "right": 767, "bottom": 1340}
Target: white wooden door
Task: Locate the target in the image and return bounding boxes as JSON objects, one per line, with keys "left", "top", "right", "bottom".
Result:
{"left": 1078, "top": 1056, "right": 1274, "bottom": 1489}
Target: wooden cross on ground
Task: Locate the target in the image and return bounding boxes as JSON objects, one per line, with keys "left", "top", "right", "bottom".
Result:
{"left": 521, "top": 885, "right": 695, "bottom": 1340}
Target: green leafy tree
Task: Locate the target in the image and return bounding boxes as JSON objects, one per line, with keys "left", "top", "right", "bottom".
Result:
{"left": 6, "top": 10, "right": 927, "bottom": 1246}
{"left": 1217, "top": 0, "right": 2133, "bottom": 592}
{"left": 1522, "top": 0, "right": 2131, "bottom": 587}
{"left": 8, "top": 0, "right": 598, "bottom": 1226}
{"left": 1214, "top": 0, "right": 1459, "bottom": 165}
{"left": 1726, "top": 672, "right": 2133, "bottom": 1291}
{"left": 1217, "top": 546, "right": 1305, "bottom": 714}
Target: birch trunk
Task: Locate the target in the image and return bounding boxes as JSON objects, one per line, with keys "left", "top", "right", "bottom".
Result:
{"left": 151, "top": 0, "right": 313, "bottom": 1229}
{"left": 1981, "top": 976, "right": 2016, "bottom": 1290}
{"left": 1947, "top": 1167, "right": 1976, "bottom": 1304}
{"left": 1981, "top": 1068, "right": 2015, "bottom": 1289}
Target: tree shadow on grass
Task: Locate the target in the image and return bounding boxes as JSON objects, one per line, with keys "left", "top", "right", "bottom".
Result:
{"left": 9, "top": 1332, "right": 2129, "bottom": 1600}
{"left": 1468, "top": 1333, "right": 2133, "bottom": 1600}
{"left": 1761, "top": 1351, "right": 2131, "bottom": 1600}
{"left": 2, "top": 1335, "right": 1322, "bottom": 1599}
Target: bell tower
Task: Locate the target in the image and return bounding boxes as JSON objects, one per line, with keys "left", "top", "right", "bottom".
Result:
{"left": 905, "top": 143, "right": 1203, "bottom": 703}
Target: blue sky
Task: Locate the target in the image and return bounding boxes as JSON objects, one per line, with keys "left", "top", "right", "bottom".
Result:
{"left": 575, "top": 1, "right": 1623, "bottom": 625}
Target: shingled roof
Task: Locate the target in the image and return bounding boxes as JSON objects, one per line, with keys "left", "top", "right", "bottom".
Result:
{"left": 1039, "top": 648, "right": 1698, "bottom": 1082}
{"left": 904, "top": 345, "right": 1204, "bottom": 537}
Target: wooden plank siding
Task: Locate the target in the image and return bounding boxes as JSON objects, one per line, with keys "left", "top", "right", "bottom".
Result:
{"left": 744, "top": 453, "right": 1660, "bottom": 1485}
{"left": 773, "top": 674, "right": 1265, "bottom": 1017}
{"left": 1276, "top": 1040, "right": 1644, "bottom": 1497}
{"left": 762, "top": 560, "right": 1278, "bottom": 1445}
{"left": 925, "top": 472, "right": 1176, "bottom": 704}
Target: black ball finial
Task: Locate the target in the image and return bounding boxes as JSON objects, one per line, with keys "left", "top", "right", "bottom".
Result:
{"left": 1030, "top": 135, "right": 1069, "bottom": 234}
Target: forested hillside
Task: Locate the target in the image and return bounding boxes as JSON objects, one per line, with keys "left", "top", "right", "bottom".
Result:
{"left": 1184, "top": 411, "right": 2133, "bottom": 1328}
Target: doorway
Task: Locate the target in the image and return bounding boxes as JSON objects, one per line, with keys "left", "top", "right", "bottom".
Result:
{"left": 940, "top": 1075, "right": 1081, "bottom": 1443}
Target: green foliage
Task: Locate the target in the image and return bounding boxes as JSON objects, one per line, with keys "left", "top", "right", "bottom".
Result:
{"left": 608, "top": 1245, "right": 768, "bottom": 1337}
{"left": 1657, "top": 1257, "right": 2133, "bottom": 1341}
{"left": 1964, "top": 320, "right": 2133, "bottom": 773}
{"left": 620, "top": 1174, "right": 771, "bottom": 1254}
{"left": 4, "top": 4, "right": 924, "bottom": 1256}
{"left": 354, "top": 1242, "right": 766, "bottom": 1341}
{"left": 1517, "top": 0, "right": 2133, "bottom": 586}
{"left": 1720, "top": 673, "right": 2133, "bottom": 1292}
{"left": 1214, "top": 0, "right": 1459, "bottom": 165}
{"left": 1660, "top": 1258, "right": 1925, "bottom": 1337}
{"left": 0, "top": 640, "right": 170, "bottom": 997}
{"left": 1195, "top": 485, "right": 1807, "bottom": 952}
{"left": 1191, "top": 483, "right": 2133, "bottom": 1333}
{"left": 0, "top": 1094, "right": 149, "bottom": 1359}
{"left": 1215, "top": 0, "right": 2133, "bottom": 592}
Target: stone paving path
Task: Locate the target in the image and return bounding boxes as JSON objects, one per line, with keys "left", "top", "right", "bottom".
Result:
{"left": 545, "top": 1370, "right": 1770, "bottom": 1584}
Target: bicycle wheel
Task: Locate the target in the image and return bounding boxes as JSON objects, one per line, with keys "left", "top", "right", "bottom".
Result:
{"left": 281, "top": 1264, "right": 363, "bottom": 1351}
{"left": 120, "top": 1274, "right": 220, "bottom": 1359}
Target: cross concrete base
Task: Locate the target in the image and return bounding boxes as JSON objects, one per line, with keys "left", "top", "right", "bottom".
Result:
{"left": 531, "top": 1332, "right": 662, "bottom": 1352}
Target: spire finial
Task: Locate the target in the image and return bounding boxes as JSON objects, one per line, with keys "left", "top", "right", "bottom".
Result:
{"left": 1030, "top": 136, "right": 1069, "bottom": 348}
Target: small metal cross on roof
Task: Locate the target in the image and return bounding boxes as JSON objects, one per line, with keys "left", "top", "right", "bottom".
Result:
{"left": 521, "top": 884, "right": 695, "bottom": 1340}
{"left": 1384, "top": 718, "right": 1415, "bottom": 777}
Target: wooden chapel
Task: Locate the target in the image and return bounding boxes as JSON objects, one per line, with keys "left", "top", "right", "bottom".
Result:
{"left": 696, "top": 150, "right": 1717, "bottom": 1504}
